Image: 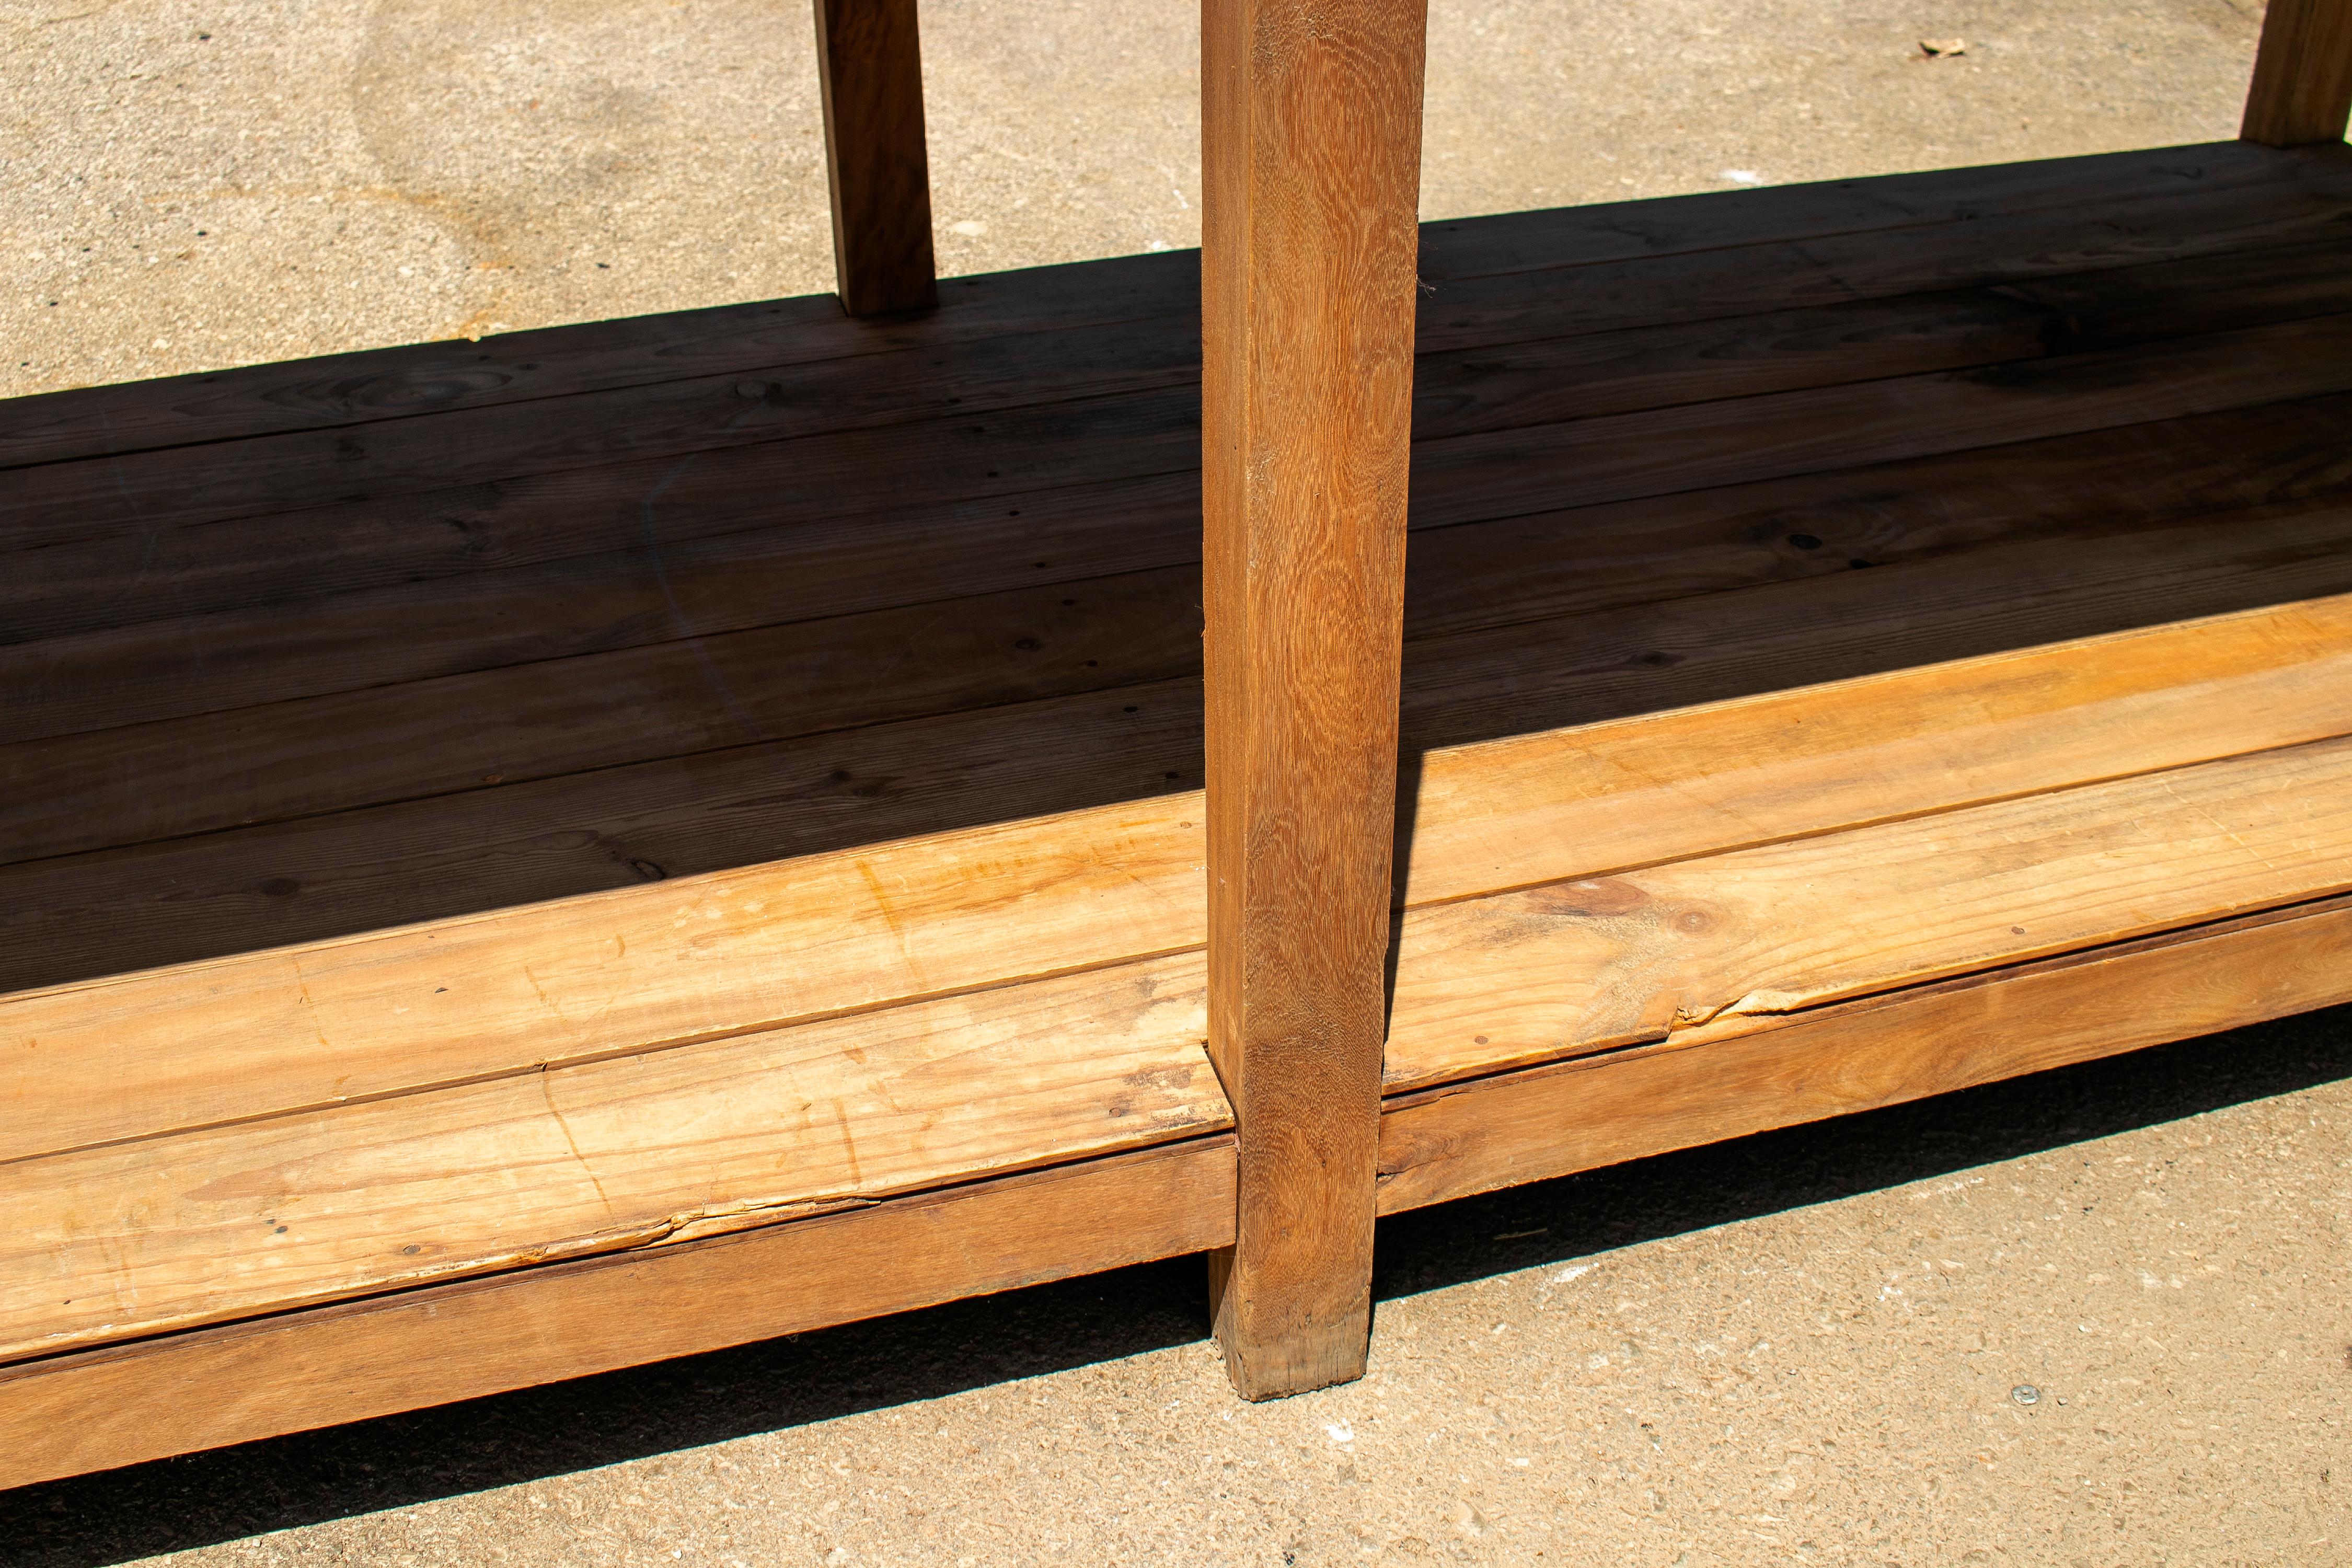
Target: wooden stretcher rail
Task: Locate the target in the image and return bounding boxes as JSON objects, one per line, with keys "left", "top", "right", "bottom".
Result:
{"left": 0, "top": 1134, "right": 1238, "bottom": 1493}
{"left": 1378, "top": 894, "right": 2352, "bottom": 1213}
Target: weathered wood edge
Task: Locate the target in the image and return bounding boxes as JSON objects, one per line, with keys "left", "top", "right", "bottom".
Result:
{"left": 1375, "top": 892, "right": 2352, "bottom": 1215}
{"left": 0, "top": 1132, "right": 1236, "bottom": 1493}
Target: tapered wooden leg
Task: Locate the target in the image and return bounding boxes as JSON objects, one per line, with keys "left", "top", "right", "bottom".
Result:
{"left": 1199, "top": 0, "right": 1429, "bottom": 1400}
{"left": 2241, "top": 0, "right": 2352, "bottom": 146}
{"left": 813, "top": 0, "right": 938, "bottom": 316}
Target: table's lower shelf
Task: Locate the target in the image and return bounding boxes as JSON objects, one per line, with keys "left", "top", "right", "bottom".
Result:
{"left": 8, "top": 140, "right": 2352, "bottom": 1486}
{"left": 9, "top": 586, "right": 2352, "bottom": 1484}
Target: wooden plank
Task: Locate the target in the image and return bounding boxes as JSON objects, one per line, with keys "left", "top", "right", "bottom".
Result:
{"left": 10, "top": 493, "right": 2352, "bottom": 993}
{"left": 14, "top": 363, "right": 2352, "bottom": 869}
{"left": 0, "top": 949, "right": 1227, "bottom": 1361}
{"left": 10, "top": 236, "right": 2341, "bottom": 678}
{"left": 0, "top": 1133, "right": 1236, "bottom": 1490}
{"left": 1410, "top": 238, "right": 2352, "bottom": 441}
{"left": 13, "top": 384, "right": 2351, "bottom": 754}
{"left": 0, "top": 797, "right": 1212, "bottom": 1165}
{"left": 1405, "top": 313, "right": 2352, "bottom": 538}
{"left": 0, "top": 564, "right": 1206, "bottom": 866}
{"left": 1198, "top": 0, "right": 1427, "bottom": 1399}
{"left": 1410, "top": 140, "right": 2343, "bottom": 286}
{"left": 2243, "top": 0, "right": 2352, "bottom": 147}
{"left": 14, "top": 301, "right": 2352, "bottom": 757}
{"left": 0, "top": 143, "right": 2322, "bottom": 471}
{"left": 13, "top": 169, "right": 2352, "bottom": 562}
{"left": 1384, "top": 734, "right": 2352, "bottom": 1092}
{"left": 16, "top": 586, "right": 2352, "bottom": 1172}
{"left": 813, "top": 0, "right": 938, "bottom": 315}
{"left": 1375, "top": 895, "right": 2352, "bottom": 1214}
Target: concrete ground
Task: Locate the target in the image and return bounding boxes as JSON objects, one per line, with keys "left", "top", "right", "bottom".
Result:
{"left": 7, "top": 0, "right": 2347, "bottom": 1564}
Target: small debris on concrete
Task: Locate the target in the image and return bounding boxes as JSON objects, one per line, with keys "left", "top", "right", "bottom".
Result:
{"left": 1921, "top": 38, "right": 1968, "bottom": 57}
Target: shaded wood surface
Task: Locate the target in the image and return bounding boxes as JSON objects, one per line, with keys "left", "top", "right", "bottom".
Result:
{"left": 2, "top": 142, "right": 2331, "bottom": 470}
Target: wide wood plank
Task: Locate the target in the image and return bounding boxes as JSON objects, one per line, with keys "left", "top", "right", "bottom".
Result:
{"left": 0, "top": 142, "right": 2322, "bottom": 471}
{"left": 12, "top": 609, "right": 2352, "bottom": 1366}
{"left": 14, "top": 234, "right": 2345, "bottom": 674}
{"left": 1382, "top": 734, "right": 2352, "bottom": 1091}
{"left": 1375, "top": 895, "right": 2352, "bottom": 1214}
{"left": 12, "top": 166, "right": 2351, "bottom": 558}
{"left": 9, "top": 498, "right": 2352, "bottom": 993}
{"left": 0, "top": 950, "right": 1227, "bottom": 1362}
{"left": 14, "top": 386, "right": 2350, "bottom": 753}
{"left": 1406, "top": 313, "right": 2352, "bottom": 537}
{"left": 13, "top": 302, "right": 2351, "bottom": 753}
{"left": 0, "top": 1134, "right": 1237, "bottom": 1489}
{"left": 15, "top": 588, "right": 2352, "bottom": 1169}
{"left": 0, "top": 798, "right": 1210, "bottom": 1165}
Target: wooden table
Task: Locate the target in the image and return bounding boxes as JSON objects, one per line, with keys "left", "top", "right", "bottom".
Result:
{"left": 2, "top": 0, "right": 2349, "bottom": 1487}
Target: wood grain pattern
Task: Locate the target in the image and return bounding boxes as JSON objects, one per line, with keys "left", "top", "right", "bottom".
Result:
{"left": 1200, "top": 0, "right": 1428, "bottom": 1398}
{"left": 14, "top": 382, "right": 2351, "bottom": 763}
{"left": 0, "top": 950, "right": 1227, "bottom": 1361}
{"left": 0, "top": 798, "right": 1210, "bottom": 1164}
{"left": 2243, "top": 0, "right": 2352, "bottom": 147}
{"left": 10, "top": 493, "right": 2352, "bottom": 995}
{"left": 1376, "top": 895, "right": 2352, "bottom": 1214}
{"left": 814, "top": 0, "right": 938, "bottom": 315}
{"left": 0, "top": 1133, "right": 1236, "bottom": 1490}
{"left": 16, "top": 587, "right": 2352, "bottom": 1172}
{"left": 1383, "top": 733, "right": 2352, "bottom": 1091}
{"left": 14, "top": 612, "right": 2352, "bottom": 1367}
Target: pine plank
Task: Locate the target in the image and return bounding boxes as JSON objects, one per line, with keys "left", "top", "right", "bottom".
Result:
{"left": 1405, "top": 313, "right": 2352, "bottom": 537}
{"left": 0, "top": 797, "right": 1211, "bottom": 1165}
{"left": 1375, "top": 894, "right": 2352, "bottom": 1214}
{"left": 0, "top": 949, "right": 1227, "bottom": 1363}
{"left": 1383, "top": 735, "right": 2352, "bottom": 1092}
{"left": 0, "top": 1133, "right": 1238, "bottom": 1489}
{"left": 14, "top": 587, "right": 2352, "bottom": 1167}
{"left": 13, "top": 618, "right": 2352, "bottom": 1366}
{"left": 4, "top": 885, "right": 2343, "bottom": 1489}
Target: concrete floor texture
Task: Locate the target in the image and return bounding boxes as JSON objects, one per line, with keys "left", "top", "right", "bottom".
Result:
{"left": 4, "top": 0, "right": 2347, "bottom": 1563}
